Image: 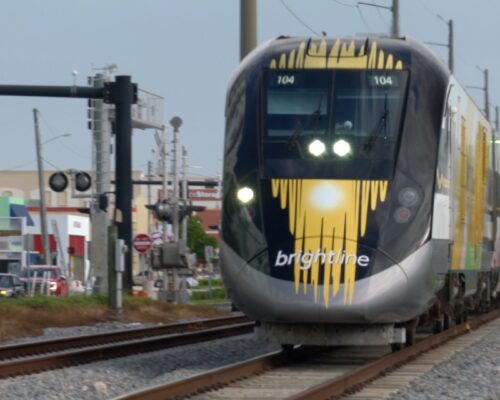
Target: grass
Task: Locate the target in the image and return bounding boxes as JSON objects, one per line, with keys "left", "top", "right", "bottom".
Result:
{"left": 197, "top": 278, "right": 224, "bottom": 288}
{"left": 0, "top": 294, "right": 229, "bottom": 344}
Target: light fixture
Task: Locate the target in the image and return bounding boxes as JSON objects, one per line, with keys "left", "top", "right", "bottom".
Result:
{"left": 332, "top": 139, "right": 351, "bottom": 157}
{"left": 237, "top": 187, "right": 254, "bottom": 204}
{"left": 394, "top": 207, "right": 411, "bottom": 223}
{"left": 74, "top": 171, "right": 92, "bottom": 192}
{"left": 308, "top": 139, "right": 326, "bottom": 157}
{"left": 398, "top": 187, "right": 419, "bottom": 207}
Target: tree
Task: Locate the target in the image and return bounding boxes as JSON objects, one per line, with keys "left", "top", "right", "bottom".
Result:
{"left": 186, "top": 216, "right": 217, "bottom": 261}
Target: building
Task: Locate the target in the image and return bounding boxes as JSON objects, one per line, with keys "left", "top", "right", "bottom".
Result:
{"left": 0, "top": 196, "right": 33, "bottom": 273}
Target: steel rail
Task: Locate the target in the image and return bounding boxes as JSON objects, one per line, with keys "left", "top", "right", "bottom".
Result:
{"left": 0, "top": 314, "right": 249, "bottom": 360}
{"left": 290, "top": 308, "right": 500, "bottom": 400}
{"left": 0, "top": 321, "right": 254, "bottom": 379}
{"left": 112, "top": 346, "right": 319, "bottom": 400}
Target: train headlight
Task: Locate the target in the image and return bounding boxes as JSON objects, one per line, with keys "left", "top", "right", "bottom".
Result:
{"left": 236, "top": 187, "right": 254, "bottom": 204}
{"left": 398, "top": 187, "right": 419, "bottom": 207}
{"left": 308, "top": 139, "right": 326, "bottom": 157}
{"left": 332, "top": 139, "right": 351, "bottom": 157}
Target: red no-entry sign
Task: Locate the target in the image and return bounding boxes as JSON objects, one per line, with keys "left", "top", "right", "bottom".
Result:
{"left": 133, "top": 234, "right": 152, "bottom": 253}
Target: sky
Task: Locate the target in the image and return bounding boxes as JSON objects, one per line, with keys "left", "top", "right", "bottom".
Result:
{"left": 0, "top": 0, "right": 499, "bottom": 179}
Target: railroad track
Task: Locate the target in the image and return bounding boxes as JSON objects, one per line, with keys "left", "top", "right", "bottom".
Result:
{"left": 0, "top": 314, "right": 252, "bottom": 379}
{"left": 113, "top": 309, "right": 500, "bottom": 400}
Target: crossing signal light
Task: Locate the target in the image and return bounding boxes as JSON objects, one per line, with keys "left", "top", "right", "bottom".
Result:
{"left": 48, "top": 172, "right": 69, "bottom": 192}
{"left": 75, "top": 172, "right": 92, "bottom": 192}
{"left": 152, "top": 200, "right": 205, "bottom": 223}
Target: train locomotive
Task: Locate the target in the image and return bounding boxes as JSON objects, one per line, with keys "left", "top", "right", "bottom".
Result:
{"left": 220, "top": 35, "right": 500, "bottom": 347}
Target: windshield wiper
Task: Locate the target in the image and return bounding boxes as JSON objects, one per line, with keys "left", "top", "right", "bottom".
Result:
{"left": 286, "top": 98, "right": 324, "bottom": 149}
{"left": 363, "top": 91, "right": 390, "bottom": 152}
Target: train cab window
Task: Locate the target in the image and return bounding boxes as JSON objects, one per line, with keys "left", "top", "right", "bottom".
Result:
{"left": 333, "top": 71, "right": 408, "bottom": 145}
{"left": 261, "top": 68, "right": 408, "bottom": 179}
{"left": 264, "top": 70, "right": 332, "bottom": 140}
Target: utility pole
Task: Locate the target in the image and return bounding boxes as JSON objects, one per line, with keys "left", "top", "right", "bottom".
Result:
{"left": 492, "top": 106, "right": 498, "bottom": 252}
{"left": 496, "top": 106, "right": 499, "bottom": 133}
{"left": 147, "top": 160, "right": 153, "bottom": 233}
{"left": 33, "top": 109, "right": 51, "bottom": 265}
{"left": 240, "top": 0, "right": 257, "bottom": 60}
{"left": 358, "top": 0, "right": 399, "bottom": 37}
{"left": 181, "top": 146, "right": 188, "bottom": 244}
{"left": 484, "top": 68, "right": 490, "bottom": 121}
{"left": 89, "top": 69, "right": 113, "bottom": 293}
{"left": 170, "top": 117, "right": 182, "bottom": 241}
{"left": 466, "top": 67, "right": 490, "bottom": 120}
{"left": 391, "top": 0, "right": 399, "bottom": 37}
{"left": 425, "top": 19, "right": 454, "bottom": 73}
{"left": 448, "top": 20, "right": 454, "bottom": 73}
{"left": 160, "top": 125, "right": 169, "bottom": 242}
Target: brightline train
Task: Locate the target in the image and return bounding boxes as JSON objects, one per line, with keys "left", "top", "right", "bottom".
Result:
{"left": 220, "top": 35, "right": 500, "bottom": 347}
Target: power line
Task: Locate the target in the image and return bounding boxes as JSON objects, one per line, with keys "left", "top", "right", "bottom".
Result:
{"left": 329, "top": 0, "right": 373, "bottom": 33}
{"left": 279, "top": 0, "right": 321, "bottom": 37}
{"left": 331, "top": 0, "right": 357, "bottom": 7}
{"left": 39, "top": 111, "right": 91, "bottom": 160}
{"left": 42, "top": 157, "right": 64, "bottom": 171}
{"left": 2, "top": 160, "right": 37, "bottom": 171}
{"left": 372, "top": 0, "right": 389, "bottom": 29}
{"left": 356, "top": 5, "right": 373, "bottom": 32}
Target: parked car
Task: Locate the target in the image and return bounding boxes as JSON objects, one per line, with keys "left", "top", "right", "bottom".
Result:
{"left": 20, "top": 266, "right": 69, "bottom": 297}
{"left": 0, "top": 273, "right": 25, "bottom": 298}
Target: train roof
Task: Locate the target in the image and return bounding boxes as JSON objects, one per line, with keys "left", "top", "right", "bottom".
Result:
{"left": 228, "top": 35, "right": 450, "bottom": 89}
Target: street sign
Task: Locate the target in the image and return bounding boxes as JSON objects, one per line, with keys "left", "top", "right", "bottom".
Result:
{"left": 133, "top": 234, "right": 152, "bottom": 253}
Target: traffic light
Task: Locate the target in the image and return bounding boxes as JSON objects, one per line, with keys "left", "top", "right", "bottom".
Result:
{"left": 151, "top": 200, "right": 206, "bottom": 223}
{"left": 179, "top": 203, "right": 206, "bottom": 220}
{"left": 153, "top": 199, "right": 174, "bottom": 223}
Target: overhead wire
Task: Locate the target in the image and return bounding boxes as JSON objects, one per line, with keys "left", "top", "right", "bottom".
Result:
{"left": 331, "top": 0, "right": 356, "bottom": 7}
{"left": 329, "top": 0, "right": 372, "bottom": 32}
{"left": 279, "top": 0, "right": 321, "bottom": 37}
{"left": 2, "top": 160, "right": 37, "bottom": 171}
{"left": 372, "top": 0, "right": 389, "bottom": 29}
{"left": 356, "top": 5, "right": 373, "bottom": 32}
{"left": 39, "top": 111, "right": 91, "bottom": 160}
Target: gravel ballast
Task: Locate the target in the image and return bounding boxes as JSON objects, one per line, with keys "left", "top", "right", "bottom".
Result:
{"left": 0, "top": 330, "right": 279, "bottom": 400}
{"left": 388, "top": 321, "right": 500, "bottom": 400}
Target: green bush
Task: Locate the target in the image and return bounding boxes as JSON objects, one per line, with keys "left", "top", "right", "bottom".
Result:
{"left": 190, "top": 287, "right": 226, "bottom": 301}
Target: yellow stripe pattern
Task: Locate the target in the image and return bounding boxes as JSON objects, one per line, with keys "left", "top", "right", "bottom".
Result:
{"left": 269, "top": 39, "right": 403, "bottom": 70}
{"left": 272, "top": 179, "right": 388, "bottom": 305}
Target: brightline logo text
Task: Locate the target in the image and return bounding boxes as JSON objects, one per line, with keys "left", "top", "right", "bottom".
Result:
{"left": 275, "top": 249, "right": 370, "bottom": 270}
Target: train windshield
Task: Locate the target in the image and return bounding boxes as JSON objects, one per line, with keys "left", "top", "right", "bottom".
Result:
{"left": 262, "top": 69, "right": 409, "bottom": 179}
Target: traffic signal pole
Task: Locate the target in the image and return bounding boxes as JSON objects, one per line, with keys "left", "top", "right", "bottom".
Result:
{"left": 108, "top": 76, "right": 136, "bottom": 293}
{"left": 0, "top": 77, "right": 138, "bottom": 295}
